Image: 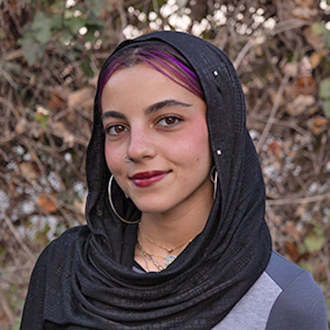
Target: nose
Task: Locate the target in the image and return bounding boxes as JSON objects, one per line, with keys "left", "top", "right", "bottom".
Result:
{"left": 126, "top": 127, "right": 156, "bottom": 162}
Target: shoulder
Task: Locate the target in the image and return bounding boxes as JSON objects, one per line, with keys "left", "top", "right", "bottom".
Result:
{"left": 21, "top": 226, "right": 88, "bottom": 330}
{"left": 212, "top": 251, "right": 328, "bottom": 330}
{"left": 265, "top": 251, "right": 328, "bottom": 330}
{"left": 33, "top": 225, "right": 88, "bottom": 271}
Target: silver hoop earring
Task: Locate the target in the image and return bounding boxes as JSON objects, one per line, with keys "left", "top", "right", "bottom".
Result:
{"left": 108, "top": 175, "right": 140, "bottom": 224}
{"left": 124, "top": 154, "right": 132, "bottom": 163}
{"left": 210, "top": 166, "right": 218, "bottom": 200}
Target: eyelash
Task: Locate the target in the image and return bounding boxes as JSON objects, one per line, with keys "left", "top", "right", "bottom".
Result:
{"left": 157, "top": 115, "right": 182, "bottom": 127}
{"left": 104, "top": 124, "right": 127, "bottom": 136}
{"left": 104, "top": 115, "right": 182, "bottom": 136}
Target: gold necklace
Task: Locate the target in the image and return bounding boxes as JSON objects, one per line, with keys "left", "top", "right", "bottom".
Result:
{"left": 137, "top": 238, "right": 165, "bottom": 271}
{"left": 138, "top": 223, "right": 194, "bottom": 268}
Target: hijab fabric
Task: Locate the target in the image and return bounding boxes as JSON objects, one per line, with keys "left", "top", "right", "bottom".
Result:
{"left": 36, "top": 31, "right": 272, "bottom": 329}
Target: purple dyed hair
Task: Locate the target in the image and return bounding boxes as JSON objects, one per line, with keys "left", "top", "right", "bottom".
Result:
{"left": 98, "top": 44, "right": 204, "bottom": 112}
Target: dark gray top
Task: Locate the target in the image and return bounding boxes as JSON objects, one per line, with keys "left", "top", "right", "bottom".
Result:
{"left": 134, "top": 251, "right": 328, "bottom": 329}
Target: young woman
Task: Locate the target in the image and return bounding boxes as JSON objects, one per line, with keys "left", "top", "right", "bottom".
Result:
{"left": 20, "top": 31, "right": 328, "bottom": 329}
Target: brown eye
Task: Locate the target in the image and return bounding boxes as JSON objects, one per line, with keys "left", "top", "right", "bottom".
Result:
{"left": 158, "top": 116, "right": 181, "bottom": 127}
{"left": 107, "top": 125, "right": 127, "bottom": 135}
{"left": 165, "top": 117, "right": 176, "bottom": 125}
{"left": 114, "top": 125, "right": 125, "bottom": 133}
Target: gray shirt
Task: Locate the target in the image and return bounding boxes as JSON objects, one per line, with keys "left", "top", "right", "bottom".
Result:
{"left": 134, "top": 251, "right": 328, "bottom": 329}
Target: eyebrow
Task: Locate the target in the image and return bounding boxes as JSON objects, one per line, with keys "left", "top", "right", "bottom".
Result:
{"left": 144, "top": 99, "right": 192, "bottom": 115}
{"left": 101, "top": 99, "right": 192, "bottom": 121}
{"left": 101, "top": 110, "right": 127, "bottom": 122}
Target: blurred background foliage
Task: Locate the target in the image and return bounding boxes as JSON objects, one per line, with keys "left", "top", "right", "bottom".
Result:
{"left": 1, "top": 0, "right": 330, "bottom": 328}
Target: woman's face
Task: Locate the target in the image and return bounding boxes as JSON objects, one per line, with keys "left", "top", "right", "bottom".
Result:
{"left": 101, "top": 63, "right": 213, "bottom": 216}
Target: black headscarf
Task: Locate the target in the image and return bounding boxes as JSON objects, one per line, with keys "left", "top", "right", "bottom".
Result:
{"left": 22, "top": 31, "right": 272, "bottom": 330}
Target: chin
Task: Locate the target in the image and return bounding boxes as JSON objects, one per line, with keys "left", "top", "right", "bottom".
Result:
{"left": 130, "top": 196, "right": 175, "bottom": 215}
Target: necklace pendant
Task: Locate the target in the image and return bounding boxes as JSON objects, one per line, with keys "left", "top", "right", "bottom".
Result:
{"left": 164, "top": 255, "right": 176, "bottom": 268}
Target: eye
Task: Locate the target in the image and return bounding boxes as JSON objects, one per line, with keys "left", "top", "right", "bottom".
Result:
{"left": 105, "top": 124, "right": 127, "bottom": 136}
{"left": 158, "top": 116, "right": 181, "bottom": 127}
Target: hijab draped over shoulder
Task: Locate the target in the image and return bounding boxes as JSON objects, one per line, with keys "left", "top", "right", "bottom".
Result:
{"left": 21, "top": 31, "right": 272, "bottom": 330}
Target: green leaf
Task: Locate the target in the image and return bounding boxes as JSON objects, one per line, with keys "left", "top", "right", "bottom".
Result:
{"left": 298, "top": 259, "right": 313, "bottom": 273}
{"left": 52, "top": 0, "right": 64, "bottom": 10}
{"left": 312, "top": 22, "right": 325, "bottom": 36}
{"left": 32, "top": 12, "right": 51, "bottom": 30}
{"left": 305, "top": 231, "right": 325, "bottom": 252}
{"left": 322, "top": 100, "right": 330, "bottom": 117}
{"left": 35, "top": 113, "right": 49, "bottom": 129}
{"left": 319, "top": 78, "right": 330, "bottom": 99}
{"left": 64, "top": 17, "right": 85, "bottom": 34}
{"left": 21, "top": 37, "right": 45, "bottom": 65}
{"left": 84, "top": 26, "right": 103, "bottom": 43}
{"left": 59, "top": 29, "right": 73, "bottom": 45}
{"left": 50, "top": 13, "right": 63, "bottom": 30}
{"left": 324, "top": 29, "right": 330, "bottom": 48}
{"left": 86, "top": 0, "right": 112, "bottom": 16}
{"left": 64, "top": 9, "right": 75, "bottom": 19}
{"left": 37, "top": 26, "right": 52, "bottom": 44}
{"left": 80, "top": 56, "right": 94, "bottom": 78}
{"left": 31, "top": 12, "right": 52, "bottom": 43}
{"left": 85, "top": 11, "right": 106, "bottom": 28}
{"left": 326, "top": 299, "right": 330, "bottom": 323}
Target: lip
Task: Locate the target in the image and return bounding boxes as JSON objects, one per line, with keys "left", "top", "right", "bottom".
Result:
{"left": 130, "top": 171, "right": 168, "bottom": 187}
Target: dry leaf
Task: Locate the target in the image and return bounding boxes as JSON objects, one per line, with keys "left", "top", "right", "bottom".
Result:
{"left": 309, "top": 51, "right": 325, "bottom": 68}
{"left": 285, "top": 241, "right": 299, "bottom": 262}
{"left": 282, "top": 62, "right": 298, "bottom": 77}
{"left": 51, "top": 122, "right": 76, "bottom": 147}
{"left": 19, "top": 162, "right": 38, "bottom": 181}
{"left": 38, "top": 194, "right": 58, "bottom": 213}
{"left": 307, "top": 116, "right": 329, "bottom": 135}
{"left": 266, "top": 140, "right": 282, "bottom": 159}
{"left": 68, "top": 87, "right": 94, "bottom": 109}
{"left": 295, "top": 0, "right": 317, "bottom": 8}
{"left": 295, "top": 75, "right": 316, "bottom": 94}
{"left": 286, "top": 94, "right": 315, "bottom": 116}
{"left": 303, "top": 26, "right": 325, "bottom": 50}
{"left": 292, "top": 7, "right": 318, "bottom": 20}
{"left": 15, "top": 117, "right": 28, "bottom": 135}
{"left": 313, "top": 116, "right": 328, "bottom": 126}
{"left": 48, "top": 94, "right": 66, "bottom": 111}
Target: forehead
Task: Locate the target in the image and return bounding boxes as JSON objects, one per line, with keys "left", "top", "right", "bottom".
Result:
{"left": 101, "top": 64, "right": 196, "bottom": 108}
{"left": 100, "top": 64, "right": 207, "bottom": 123}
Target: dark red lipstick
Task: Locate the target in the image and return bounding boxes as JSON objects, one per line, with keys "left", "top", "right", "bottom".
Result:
{"left": 131, "top": 171, "right": 167, "bottom": 187}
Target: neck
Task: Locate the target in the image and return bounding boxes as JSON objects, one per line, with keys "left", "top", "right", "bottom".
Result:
{"left": 134, "top": 178, "right": 213, "bottom": 272}
{"left": 138, "top": 191, "right": 213, "bottom": 259}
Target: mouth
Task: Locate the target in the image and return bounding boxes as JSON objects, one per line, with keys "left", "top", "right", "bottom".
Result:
{"left": 130, "top": 171, "right": 168, "bottom": 187}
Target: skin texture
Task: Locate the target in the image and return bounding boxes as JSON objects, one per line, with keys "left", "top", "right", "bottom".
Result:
{"left": 101, "top": 64, "right": 213, "bottom": 271}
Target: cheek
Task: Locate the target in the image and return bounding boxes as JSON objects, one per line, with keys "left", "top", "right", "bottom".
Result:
{"left": 104, "top": 141, "right": 121, "bottom": 173}
{"left": 172, "top": 121, "right": 211, "bottom": 164}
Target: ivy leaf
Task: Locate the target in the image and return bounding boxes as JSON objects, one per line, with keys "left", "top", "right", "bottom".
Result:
{"left": 80, "top": 56, "right": 94, "bottom": 77}
{"left": 319, "top": 78, "right": 330, "bottom": 99}
{"left": 86, "top": 0, "right": 112, "bottom": 16}
{"left": 322, "top": 100, "right": 330, "bottom": 118}
{"left": 324, "top": 29, "right": 330, "bottom": 48}
{"left": 32, "top": 12, "right": 52, "bottom": 44}
{"left": 59, "top": 29, "right": 73, "bottom": 45}
{"left": 312, "top": 22, "right": 325, "bottom": 35}
{"left": 50, "top": 13, "right": 63, "bottom": 30}
{"left": 85, "top": 11, "right": 106, "bottom": 28}
{"left": 65, "top": 17, "right": 85, "bottom": 34}
{"left": 21, "top": 37, "right": 45, "bottom": 65}
{"left": 305, "top": 230, "right": 325, "bottom": 252}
